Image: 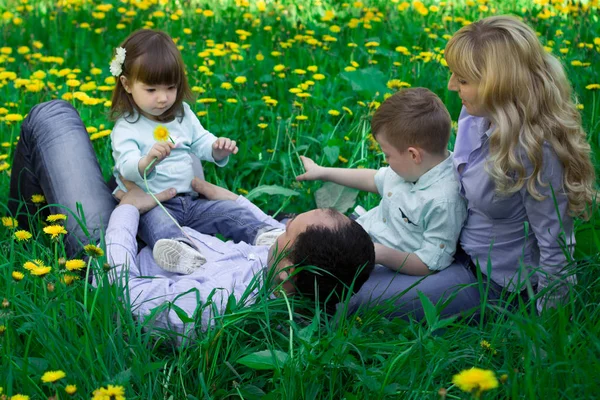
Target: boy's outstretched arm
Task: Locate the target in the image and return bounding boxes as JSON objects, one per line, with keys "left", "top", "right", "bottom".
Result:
{"left": 374, "top": 243, "right": 431, "bottom": 276}
{"left": 296, "top": 155, "right": 378, "bottom": 193}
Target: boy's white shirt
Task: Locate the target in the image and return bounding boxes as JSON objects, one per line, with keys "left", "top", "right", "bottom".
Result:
{"left": 357, "top": 153, "right": 467, "bottom": 271}
{"left": 111, "top": 102, "right": 228, "bottom": 194}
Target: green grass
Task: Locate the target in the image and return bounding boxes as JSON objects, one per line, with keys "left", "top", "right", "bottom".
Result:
{"left": 1, "top": 0, "right": 600, "bottom": 398}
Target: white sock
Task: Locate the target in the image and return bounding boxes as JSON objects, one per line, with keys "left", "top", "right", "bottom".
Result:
{"left": 254, "top": 228, "right": 285, "bottom": 247}
{"left": 153, "top": 239, "right": 207, "bottom": 275}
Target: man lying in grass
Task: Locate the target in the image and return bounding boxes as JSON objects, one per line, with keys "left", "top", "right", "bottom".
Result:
{"left": 104, "top": 176, "right": 375, "bottom": 338}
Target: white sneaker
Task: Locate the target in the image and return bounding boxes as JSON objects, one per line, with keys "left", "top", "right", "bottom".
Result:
{"left": 153, "top": 239, "right": 207, "bottom": 275}
{"left": 254, "top": 229, "right": 285, "bottom": 247}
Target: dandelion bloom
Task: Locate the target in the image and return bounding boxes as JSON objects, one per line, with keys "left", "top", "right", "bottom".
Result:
{"left": 257, "top": 123, "right": 268, "bottom": 129}
{"left": 30, "top": 266, "right": 52, "bottom": 276}
{"left": 31, "top": 194, "right": 46, "bottom": 203}
{"left": 586, "top": 84, "right": 600, "bottom": 90}
{"left": 328, "top": 110, "right": 340, "bottom": 116}
{"left": 313, "top": 73, "right": 325, "bottom": 80}
{"left": 295, "top": 115, "right": 308, "bottom": 121}
{"left": 2, "top": 216, "right": 18, "bottom": 228}
{"left": 234, "top": 76, "right": 247, "bottom": 84}
{"left": 23, "top": 260, "right": 44, "bottom": 270}
{"left": 14, "top": 230, "right": 32, "bottom": 241}
{"left": 62, "top": 274, "right": 79, "bottom": 286}
{"left": 153, "top": 125, "right": 170, "bottom": 142}
{"left": 41, "top": 370, "right": 66, "bottom": 383}
{"left": 452, "top": 367, "right": 498, "bottom": 395}
{"left": 65, "top": 259, "right": 86, "bottom": 271}
{"left": 44, "top": 225, "right": 67, "bottom": 238}
{"left": 10, "top": 394, "right": 30, "bottom": 400}
{"left": 84, "top": 244, "right": 104, "bottom": 257}
{"left": 12, "top": 271, "right": 24, "bottom": 281}
{"left": 92, "top": 384, "right": 125, "bottom": 400}
{"left": 46, "top": 214, "right": 67, "bottom": 222}
{"left": 65, "top": 384, "right": 77, "bottom": 395}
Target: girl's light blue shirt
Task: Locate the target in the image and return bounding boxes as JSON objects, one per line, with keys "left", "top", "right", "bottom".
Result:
{"left": 111, "top": 102, "right": 228, "bottom": 194}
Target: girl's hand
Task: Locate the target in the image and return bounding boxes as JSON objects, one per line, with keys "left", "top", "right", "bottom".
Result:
{"left": 296, "top": 156, "right": 325, "bottom": 181}
{"left": 212, "top": 137, "right": 239, "bottom": 161}
{"left": 138, "top": 142, "right": 175, "bottom": 176}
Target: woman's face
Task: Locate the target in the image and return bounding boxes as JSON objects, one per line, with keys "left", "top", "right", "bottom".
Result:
{"left": 448, "top": 72, "right": 486, "bottom": 117}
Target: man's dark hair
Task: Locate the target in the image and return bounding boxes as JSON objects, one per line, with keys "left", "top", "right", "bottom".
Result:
{"left": 287, "top": 209, "right": 375, "bottom": 310}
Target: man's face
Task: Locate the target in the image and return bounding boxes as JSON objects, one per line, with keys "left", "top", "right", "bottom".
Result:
{"left": 267, "top": 209, "right": 340, "bottom": 292}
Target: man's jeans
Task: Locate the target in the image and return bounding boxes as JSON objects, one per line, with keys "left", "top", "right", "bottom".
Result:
{"left": 9, "top": 100, "right": 116, "bottom": 256}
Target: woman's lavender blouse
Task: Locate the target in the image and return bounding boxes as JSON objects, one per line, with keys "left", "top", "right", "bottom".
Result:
{"left": 452, "top": 108, "right": 574, "bottom": 309}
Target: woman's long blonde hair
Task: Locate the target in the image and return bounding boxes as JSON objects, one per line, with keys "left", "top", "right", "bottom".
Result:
{"left": 445, "top": 15, "right": 596, "bottom": 218}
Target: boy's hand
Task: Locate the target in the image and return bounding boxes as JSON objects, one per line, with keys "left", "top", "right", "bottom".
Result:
{"left": 212, "top": 137, "right": 238, "bottom": 161}
{"left": 296, "top": 156, "right": 325, "bottom": 181}
{"left": 138, "top": 142, "right": 175, "bottom": 176}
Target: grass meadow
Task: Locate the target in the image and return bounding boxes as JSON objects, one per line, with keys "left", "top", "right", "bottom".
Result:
{"left": 1, "top": 0, "right": 600, "bottom": 398}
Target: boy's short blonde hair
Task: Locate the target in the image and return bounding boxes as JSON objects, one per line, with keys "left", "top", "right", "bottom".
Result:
{"left": 371, "top": 88, "right": 451, "bottom": 155}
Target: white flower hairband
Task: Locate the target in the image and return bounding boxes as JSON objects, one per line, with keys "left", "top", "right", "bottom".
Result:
{"left": 109, "top": 47, "right": 126, "bottom": 77}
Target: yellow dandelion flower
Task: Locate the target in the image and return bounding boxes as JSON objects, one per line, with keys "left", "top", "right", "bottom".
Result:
{"left": 24, "top": 260, "right": 44, "bottom": 270}
{"left": 12, "top": 271, "right": 24, "bottom": 281}
{"left": 197, "top": 98, "right": 217, "bottom": 104}
{"left": 30, "top": 266, "right": 52, "bottom": 276}
{"left": 31, "top": 194, "right": 46, "bottom": 204}
{"left": 342, "top": 106, "right": 353, "bottom": 115}
{"left": 14, "top": 230, "right": 32, "bottom": 241}
{"left": 273, "top": 64, "right": 285, "bottom": 72}
{"left": 257, "top": 123, "right": 268, "bottom": 129}
{"left": 328, "top": 110, "right": 340, "bottom": 116}
{"left": 43, "top": 225, "right": 67, "bottom": 239}
{"left": 452, "top": 368, "right": 499, "bottom": 395}
{"left": 65, "top": 384, "right": 77, "bottom": 395}
{"left": 92, "top": 384, "right": 125, "bottom": 400}
{"left": 5, "top": 113, "right": 23, "bottom": 122}
{"left": 47, "top": 214, "right": 67, "bottom": 222}
{"left": 234, "top": 76, "right": 247, "bottom": 84}
{"left": 338, "top": 156, "right": 348, "bottom": 163}
{"left": 313, "top": 73, "right": 325, "bottom": 80}
{"left": 62, "top": 274, "right": 79, "bottom": 286}
{"left": 2, "top": 216, "right": 18, "bottom": 228}
{"left": 41, "top": 370, "right": 66, "bottom": 383}
{"left": 65, "top": 259, "right": 86, "bottom": 271}
{"left": 10, "top": 394, "right": 30, "bottom": 400}
{"left": 295, "top": 115, "right": 308, "bottom": 121}
{"left": 237, "top": 188, "right": 249, "bottom": 195}
{"left": 586, "top": 84, "right": 600, "bottom": 90}
{"left": 221, "top": 82, "right": 232, "bottom": 90}
{"left": 153, "top": 125, "right": 170, "bottom": 142}
{"left": 84, "top": 244, "right": 104, "bottom": 257}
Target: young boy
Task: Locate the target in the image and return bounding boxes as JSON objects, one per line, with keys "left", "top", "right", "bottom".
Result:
{"left": 296, "top": 88, "right": 467, "bottom": 275}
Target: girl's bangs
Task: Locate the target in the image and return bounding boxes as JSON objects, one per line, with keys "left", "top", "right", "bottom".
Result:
{"left": 132, "top": 47, "right": 182, "bottom": 86}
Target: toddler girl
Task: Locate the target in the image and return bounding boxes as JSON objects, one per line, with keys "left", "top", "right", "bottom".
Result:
{"left": 109, "top": 29, "right": 279, "bottom": 274}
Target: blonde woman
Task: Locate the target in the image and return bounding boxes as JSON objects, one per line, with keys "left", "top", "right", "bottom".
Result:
{"left": 351, "top": 15, "right": 595, "bottom": 317}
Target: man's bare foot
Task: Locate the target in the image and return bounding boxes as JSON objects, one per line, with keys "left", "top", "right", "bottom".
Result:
{"left": 191, "top": 178, "right": 239, "bottom": 201}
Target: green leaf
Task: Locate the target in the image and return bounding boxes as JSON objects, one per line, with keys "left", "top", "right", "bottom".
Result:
{"left": 246, "top": 185, "right": 300, "bottom": 201}
{"left": 323, "top": 146, "right": 340, "bottom": 166}
{"left": 338, "top": 67, "right": 388, "bottom": 97}
{"left": 170, "top": 303, "right": 194, "bottom": 323}
{"left": 237, "top": 350, "right": 289, "bottom": 370}
{"left": 417, "top": 291, "right": 438, "bottom": 329}
{"left": 314, "top": 182, "right": 359, "bottom": 213}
